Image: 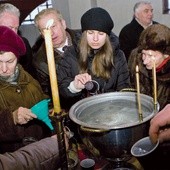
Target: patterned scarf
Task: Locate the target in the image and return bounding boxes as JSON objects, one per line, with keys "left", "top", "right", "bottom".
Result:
{"left": 0, "top": 65, "right": 19, "bottom": 84}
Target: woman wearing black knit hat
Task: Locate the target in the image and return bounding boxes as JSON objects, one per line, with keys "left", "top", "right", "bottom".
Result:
{"left": 57, "top": 7, "right": 130, "bottom": 108}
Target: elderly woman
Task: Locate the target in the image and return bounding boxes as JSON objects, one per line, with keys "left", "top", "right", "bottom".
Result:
{"left": 0, "top": 25, "right": 51, "bottom": 153}
{"left": 128, "top": 24, "right": 170, "bottom": 109}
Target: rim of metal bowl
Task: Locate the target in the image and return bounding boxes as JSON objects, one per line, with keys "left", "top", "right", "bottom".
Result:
{"left": 69, "top": 92, "right": 160, "bottom": 130}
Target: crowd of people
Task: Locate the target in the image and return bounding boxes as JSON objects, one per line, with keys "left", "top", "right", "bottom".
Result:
{"left": 0, "top": 1, "right": 170, "bottom": 169}
{"left": 0, "top": 3, "right": 36, "bottom": 78}
{"left": 33, "top": 8, "right": 81, "bottom": 100}
{"left": 128, "top": 24, "right": 170, "bottom": 110}
{"left": 57, "top": 7, "right": 130, "bottom": 108}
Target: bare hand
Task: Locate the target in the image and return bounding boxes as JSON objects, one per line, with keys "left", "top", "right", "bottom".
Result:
{"left": 74, "top": 73, "right": 92, "bottom": 90}
{"left": 13, "top": 107, "right": 37, "bottom": 125}
{"left": 149, "top": 104, "right": 170, "bottom": 143}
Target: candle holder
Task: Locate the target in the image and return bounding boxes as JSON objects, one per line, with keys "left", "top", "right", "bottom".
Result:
{"left": 44, "top": 19, "right": 68, "bottom": 170}
{"left": 50, "top": 111, "right": 68, "bottom": 170}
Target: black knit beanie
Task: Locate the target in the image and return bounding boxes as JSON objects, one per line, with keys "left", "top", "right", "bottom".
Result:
{"left": 81, "top": 7, "right": 114, "bottom": 35}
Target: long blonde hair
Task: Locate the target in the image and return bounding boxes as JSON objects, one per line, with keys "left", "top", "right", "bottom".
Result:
{"left": 79, "top": 32, "right": 114, "bottom": 80}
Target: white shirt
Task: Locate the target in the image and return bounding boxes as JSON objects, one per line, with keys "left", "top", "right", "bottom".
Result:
{"left": 56, "top": 38, "right": 68, "bottom": 53}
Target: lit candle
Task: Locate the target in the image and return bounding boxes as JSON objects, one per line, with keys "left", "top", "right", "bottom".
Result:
{"left": 152, "top": 56, "right": 157, "bottom": 105}
{"left": 43, "top": 19, "right": 61, "bottom": 114}
{"left": 136, "top": 65, "right": 143, "bottom": 121}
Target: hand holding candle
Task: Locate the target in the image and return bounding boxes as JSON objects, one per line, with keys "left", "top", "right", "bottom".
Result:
{"left": 136, "top": 65, "right": 143, "bottom": 121}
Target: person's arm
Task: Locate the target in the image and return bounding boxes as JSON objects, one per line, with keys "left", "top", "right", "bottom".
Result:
{"left": 149, "top": 104, "right": 170, "bottom": 143}
{"left": 57, "top": 47, "right": 81, "bottom": 98}
{"left": 0, "top": 137, "right": 60, "bottom": 170}
{"left": 12, "top": 107, "right": 37, "bottom": 125}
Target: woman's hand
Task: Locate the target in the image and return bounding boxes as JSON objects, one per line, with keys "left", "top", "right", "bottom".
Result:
{"left": 13, "top": 107, "right": 37, "bottom": 125}
{"left": 73, "top": 73, "right": 92, "bottom": 90}
{"left": 68, "top": 73, "right": 92, "bottom": 93}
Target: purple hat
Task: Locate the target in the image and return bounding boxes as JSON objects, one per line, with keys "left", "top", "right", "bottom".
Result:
{"left": 0, "top": 26, "right": 26, "bottom": 58}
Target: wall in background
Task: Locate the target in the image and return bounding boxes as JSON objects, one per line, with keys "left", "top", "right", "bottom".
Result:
{"left": 68, "top": 0, "right": 170, "bottom": 36}
{"left": 20, "top": 0, "right": 170, "bottom": 47}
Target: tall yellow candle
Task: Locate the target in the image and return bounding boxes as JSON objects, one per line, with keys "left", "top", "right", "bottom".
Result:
{"left": 136, "top": 65, "right": 143, "bottom": 121}
{"left": 43, "top": 19, "right": 61, "bottom": 114}
{"left": 152, "top": 57, "right": 157, "bottom": 105}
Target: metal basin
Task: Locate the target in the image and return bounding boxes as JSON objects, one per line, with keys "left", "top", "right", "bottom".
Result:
{"left": 69, "top": 92, "right": 159, "bottom": 161}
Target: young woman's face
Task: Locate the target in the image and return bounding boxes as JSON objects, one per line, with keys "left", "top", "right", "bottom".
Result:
{"left": 86, "top": 30, "right": 107, "bottom": 49}
{"left": 142, "top": 50, "right": 165, "bottom": 70}
{"left": 0, "top": 52, "right": 17, "bottom": 77}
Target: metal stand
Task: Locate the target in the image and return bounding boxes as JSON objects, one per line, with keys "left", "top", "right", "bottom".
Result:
{"left": 51, "top": 112, "right": 68, "bottom": 170}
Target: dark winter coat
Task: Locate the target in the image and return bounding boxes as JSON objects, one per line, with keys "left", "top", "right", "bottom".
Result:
{"left": 0, "top": 65, "right": 51, "bottom": 153}
{"left": 18, "top": 36, "right": 36, "bottom": 78}
{"left": 32, "top": 28, "right": 82, "bottom": 96}
{"left": 119, "top": 18, "right": 158, "bottom": 61}
{"left": 57, "top": 33, "right": 130, "bottom": 108}
{"left": 0, "top": 137, "right": 60, "bottom": 170}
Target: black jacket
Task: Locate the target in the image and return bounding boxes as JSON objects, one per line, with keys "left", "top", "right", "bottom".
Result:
{"left": 119, "top": 18, "right": 158, "bottom": 61}
{"left": 33, "top": 28, "right": 82, "bottom": 97}
{"left": 57, "top": 33, "right": 130, "bottom": 109}
{"left": 18, "top": 36, "right": 36, "bottom": 78}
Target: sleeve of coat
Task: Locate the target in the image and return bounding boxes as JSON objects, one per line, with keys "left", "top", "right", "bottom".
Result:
{"left": 0, "top": 109, "right": 24, "bottom": 141}
{"left": 57, "top": 47, "right": 81, "bottom": 98}
{"left": 0, "top": 137, "right": 60, "bottom": 170}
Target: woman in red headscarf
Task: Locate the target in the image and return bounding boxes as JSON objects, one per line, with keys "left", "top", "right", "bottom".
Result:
{"left": 0, "top": 25, "right": 51, "bottom": 153}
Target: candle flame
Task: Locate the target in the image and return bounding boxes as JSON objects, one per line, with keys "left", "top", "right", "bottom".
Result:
{"left": 136, "top": 65, "right": 139, "bottom": 72}
{"left": 151, "top": 56, "right": 156, "bottom": 68}
{"left": 46, "top": 19, "right": 54, "bottom": 29}
{"left": 151, "top": 56, "right": 155, "bottom": 60}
